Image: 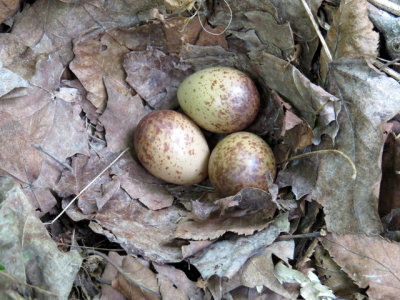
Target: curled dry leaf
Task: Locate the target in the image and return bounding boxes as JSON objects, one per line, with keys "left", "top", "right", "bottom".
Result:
{"left": 175, "top": 188, "right": 278, "bottom": 240}
{"left": 321, "top": 233, "right": 400, "bottom": 299}
{"left": 124, "top": 48, "right": 193, "bottom": 109}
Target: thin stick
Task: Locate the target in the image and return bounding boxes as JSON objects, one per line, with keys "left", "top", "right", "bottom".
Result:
{"left": 277, "top": 231, "right": 325, "bottom": 240}
{"left": 86, "top": 249, "right": 160, "bottom": 296}
{"left": 44, "top": 148, "right": 130, "bottom": 225}
{"left": 197, "top": 0, "right": 232, "bottom": 36}
{"left": 0, "top": 270, "right": 59, "bottom": 297}
{"left": 33, "top": 143, "right": 73, "bottom": 171}
{"left": 288, "top": 149, "right": 357, "bottom": 180}
{"left": 373, "top": 60, "right": 400, "bottom": 81}
{"left": 368, "top": 0, "right": 400, "bottom": 16}
{"left": 300, "top": 0, "right": 333, "bottom": 62}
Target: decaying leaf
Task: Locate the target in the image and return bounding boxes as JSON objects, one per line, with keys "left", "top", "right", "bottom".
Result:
{"left": 112, "top": 256, "right": 159, "bottom": 300}
{"left": 0, "top": 60, "right": 28, "bottom": 98}
{"left": 164, "top": 0, "right": 196, "bottom": 11}
{"left": 0, "top": 182, "right": 82, "bottom": 299}
{"left": 124, "top": 48, "right": 193, "bottom": 109}
{"left": 0, "top": 0, "right": 19, "bottom": 23}
{"left": 321, "top": 233, "right": 400, "bottom": 299}
{"left": 320, "top": 0, "right": 379, "bottom": 80}
{"left": 239, "top": 240, "right": 297, "bottom": 299}
{"left": 70, "top": 32, "right": 130, "bottom": 111}
{"left": 99, "top": 76, "right": 148, "bottom": 153}
{"left": 313, "top": 60, "right": 400, "bottom": 234}
{"left": 190, "top": 214, "right": 289, "bottom": 279}
{"left": 274, "top": 262, "right": 335, "bottom": 300}
{"left": 100, "top": 252, "right": 126, "bottom": 300}
{"left": 154, "top": 264, "right": 204, "bottom": 299}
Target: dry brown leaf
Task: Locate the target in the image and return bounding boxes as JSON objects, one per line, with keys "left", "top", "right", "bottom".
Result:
{"left": 108, "top": 24, "right": 166, "bottom": 52}
{"left": 164, "top": 0, "right": 196, "bottom": 11}
{"left": 57, "top": 152, "right": 114, "bottom": 215}
{"left": 99, "top": 76, "right": 148, "bottom": 153}
{"left": 379, "top": 132, "right": 400, "bottom": 229}
{"left": 190, "top": 214, "right": 289, "bottom": 279}
{"left": 314, "top": 245, "right": 361, "bottom": 298}
{"left": 182, "top": 240, "right": 214, "bottom": 258}
{"left": 195, "top": 23, "right": 229, "bottom": 50}
{"left": 154, "top": 264, "right": 204, "bottom": 300}
{"left": 100, "top": 252, "right": 126, "bottom": 300}
{"left": 124, "top": 48, "right": 193, "bottom": 109}
{"left": 270, "top": 0, "right": 322, "bottom": 74}
{"left": 112, "top": 256, "right": 159, "bottom": 300}
{"left": 162, "top": 16, "right": 203, "bottom": 54}
{"left": 313, "top": 59, "right": 400, "bottom": 234}
{"left": 110, "top": 154, "right": 174, "bottom": 210}
{"left": 320, "top": 0, "right": 379, "bottom": 80}
{"left": 0, "top": 0, "right": 18, "bottom": 23}
{"left": 90, "top": 188, "right": 187, "bottom": 263}
{"left": 239, "top": 240, "right": 297, "bottom": 299}
{"left": 321, "top": 233, "right": 400, "bottom": 299}
{"left": 70, "top": 32, "right": 130, "bottom": 110}
{"left": 250, "top": 51, "right": 340, "bottom": 144}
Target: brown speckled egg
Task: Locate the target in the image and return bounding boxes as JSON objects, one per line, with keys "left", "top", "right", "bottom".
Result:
{"left": 177, "top": 66, "right": 260, "bottom": 133}
{"left": 208, "top": 132, "right": 276, "bottom": 197}
{"left": 134, "top": 110, "right": 210, "bottom": 185}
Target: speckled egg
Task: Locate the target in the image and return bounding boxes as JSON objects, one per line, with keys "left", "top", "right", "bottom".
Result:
{"left": 177, "top": 66, "right": 260, "bottom": 133}
{"left": 208, "top": 132, "right": 276, "bottom": 197}
{"left": 134, "top": 110, "right": 210, "bottom": 185}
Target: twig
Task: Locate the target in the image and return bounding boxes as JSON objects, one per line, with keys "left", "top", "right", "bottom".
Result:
{"left": 300, "top": 0, "right": 333, "bottom": 62}
{"left": 86, "top": 249, "right": 160, "bottom": 296}
{"left": 368, "top": 0, "right": 400, "bottom": 16}
{"left": 0, "top": 270, "right": 59, "bottom": 297}
{"left": 276, "top": 231, "right": 325, "bottom": 241}
{"left": 33, "top": 143, "right": 73, "bottom": 171}
{"left": 44, "top": 148, "right": 130, "bottom": 225}
{"left": 287, "top": 149, "right": 357, "bottom": 180}
{"left": 373, "top": 59, "right": 400, "bottom": 81}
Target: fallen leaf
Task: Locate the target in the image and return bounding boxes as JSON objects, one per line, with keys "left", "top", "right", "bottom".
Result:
{"left": 313, "top": 60, "right": 400, "bottom": 234}
{"left": 195, "top": 23, "right": 229, "bottom": 50}
{"left": 239, "top": 240, "right": 297, "bottom": 299}
{"left": 320, "top": 0, "right": 379, "bottom": 80}
{"left": 0, "top": 60, "right": 28, "bottom": 98}
{"left": 154, "top": 264, "right": 204, "bottom": 300}
{"left": 70, "top": 32, "right": 130, "bottom": 110}
{"left": 379, "top": 132, "right": 400, "bottom": 229}
{"left": 100, "top": 252, "right": 126, "bottom": 300}
{"left": 182, "top": 240, "right": 214, "bottom": 258}
{"left": 124, "top": 48, "right": 193, "bottom": 109}
{"left": 99, "top": 76, "right": 148, "bottom": 153}
{"left": 112, "top": 256, "right": 159, "bottom": 300}
{"left": 110, "top": 153, "right": 174, "bottom": 210}
{"left": 270, "top": 0, "right": 322, "bottom": 74}
{"left": 90, "top": 188, "right": 187, "bottom": 263}
{"left": 274, "top": 261, "right": 335, "bottom": 300}
{"left": 190, "top": 214, "right": 289, "bottom": 279}
{"left": 0, "top": 0, "right": 18, "bottom": 23}
{"left": 164, "top": 0, "right": 196, "bottom": 11}
{"left": 321, "top": 233, "right": 400, "bottom": 300}
{"left": 0, "top": 183, "right": 82, "bottom": 299}
{"left": 314, "top": 245, "right": 361, "bottom": 298}
{"left": 249, "top": 51, "right": 340, "bottom": 144}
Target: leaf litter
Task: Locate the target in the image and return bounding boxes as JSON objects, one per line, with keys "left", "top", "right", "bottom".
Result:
{"left": 1, "top": 0, "right": 400, "bottom": 299}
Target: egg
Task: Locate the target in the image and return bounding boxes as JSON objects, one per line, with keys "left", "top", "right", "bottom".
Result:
{"left": 177, "top": 66, "right": 260, "bottom": 133}
{"left": 134, "top": 110, "right": 210, "bottom": 185}
{"left": 208, "top": 132, "right": 276, "bottom": 197}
